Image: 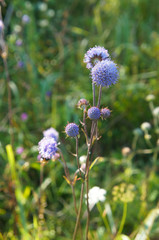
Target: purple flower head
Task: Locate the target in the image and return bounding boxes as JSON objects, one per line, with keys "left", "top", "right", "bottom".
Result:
{"left": 101, "top": 108, "right": 111, "bottom": 120}
{"left": 16, "top": 39, "right": 23, "bottom": 47}
{"left": 17, "top": 61, "right": 24, "bottom": 68}
{"left": 43, "top": 127, "right": 59, "bottom": 141}
{"left": 77, "top": 98, "right": 89, "bottom": 109}
{"left": 87, "top": 107, "right": 101, "bottom": 120}
{"left": 65, "top": 123, "right": 79, "bottom": 137}
{"left": 38, "top": 137, "right": 57, "bottom": 160}
{"left": 22, "top": 14, "right": 30, "bottom": 24}
{"left": 0, "top": 20, "right": 4, "bottom": 32}
{"left": 91, "top": 60, "right": 119, "bottom": 87}
{"left": 21, "top": 112, "right": 28, "bottom": 121}
{"left": 46, "top": 91, "right": 52, "bottom": 97}
{"left": 84, "top": 46, "right": 109, "bottom": 69}
{"left": 16, "top": 147, "right": 24, "bottom": 155}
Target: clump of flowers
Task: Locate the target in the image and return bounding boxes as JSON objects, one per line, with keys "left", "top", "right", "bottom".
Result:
{"left": 38, "top": 137, "right": 57, "bottom": 160}
{"left": 87, "top": 107, "right": 101, "bottom": 120}
{"left": 84, "top": 46, "right": 109, "bottom": 69}
{"left": 91, "top": 60, "right": 119, "bottom": 87}
{"left": 37, "top": 45, "right": 119, "bottom": 239}
{"left": 112, "top": 183, "right": 135, "bottom": 203}
{"left": 85, "top": 186, "right": 107, "bottom": 210}
{"left": 65, "top": 123, "right": 79, "bottom": 137}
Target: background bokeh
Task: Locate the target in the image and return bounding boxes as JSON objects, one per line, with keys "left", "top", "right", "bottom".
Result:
{"left": 0, "top": 0, "right": 159, "bottom": 239}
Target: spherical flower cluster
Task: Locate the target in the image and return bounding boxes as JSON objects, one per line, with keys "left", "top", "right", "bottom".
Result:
{"left": 91, "top": 60, "right": 119, "bottom": 87}
{"left": 101, "top": 108, "right": 111, "bottom": 119}
{"left": 122, "top": 147, "right": 131, "bottom": 157}
{"left": 133, "top": 128, "right": 143, "bottom": 136}
{"left": 146, "top": 94, "right": 155, "bottom": 102}
{"left": 16, "top": 147, "right": 24, "bottom": 155}
{"left": 38, "top": 137, "right": 57, "bottom": 160}
{"left": 16, "top": 39, "right": 23, "bottom": 47}
{"left": 77, "top": 98, "right": 89, "bottom": 109}
{"left": 43, "top": 127, "right": 59, "bottom": 141}
{"left": 153, "top": 107, "right": 159, "bottom": 117}
{"left": 22, "top": 14, "right": 30, "bottom": 24}
{"left": 65, "top": 123, "right": 79, "bottom": 137}
{"left": 85, "top": 186, "right": 107, "bottom": 211}
{"left": 87, "top": 107, "right": 101, "bottom": 120}
{"left": 112, "top": 183, "right": 135, "bottom": 203}
{"left": 21, "top": 112, "right": 28, "bottom": 121}
{"left": 141, "top": 122, "right": 151, "bottom": 131}
{"left": 84, "top": 46, "right": 109, "bottom": 69}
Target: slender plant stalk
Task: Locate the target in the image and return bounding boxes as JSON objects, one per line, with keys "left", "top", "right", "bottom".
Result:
{"left": 85, "top": 121, "right": 96, "bottom": 239}
{"left": 58, "top": 148, "right": 70, "bottom": 181}
{"left": 92, "top": 83, "right": 96, "bottom": 106}
{"left": 117, "top": 202, "right": 127, "bottom": 235}
{"left": 0, "top": 7, "right": 14, "bottom": 146}
{"left": 71, "top": 185, "right": 83, "bottom": 240}
{"left": 96, "top": 202, "right": 111, "bottom": 233}
{"left": 38, "top": 162, "right": 44, "bottom": 239}
{"left": 83, "top": 108, "right": 89, "bottom": 142}
{"left": 73, "top": 182, "right": 85, "bottom": 240}
{"left": 97, "top": 86, "right": 102, "bottom": 108}
{"left": 76, "top": 136, "right": 81, "bottom": 177}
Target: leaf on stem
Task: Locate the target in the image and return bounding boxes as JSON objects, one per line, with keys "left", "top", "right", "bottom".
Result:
{"left": 89, "top": 157, "right": 105, "bottom": 170}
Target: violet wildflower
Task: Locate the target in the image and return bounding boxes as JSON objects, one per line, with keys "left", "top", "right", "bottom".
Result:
{"left": 22, "top": 14, "right": 30, "bottom": 24}
{"left": 43, "top": 127, "right": 59, "bottom": 141}
{"left": 38, "top": 137, "right": 57, "bottom": 160}
{"left": 84, "top": 46, "right": 109, "bottom": 69}
{"left": 91, "top": 59, "right": 119, "bottom": 87}
{"left": 87, "top": 107, "right": 101, "bottom": 120}
{"left": 46, "top": 91, "right": 52, "bottom": 97}
{"left": 16, "top": 39, "right": 23, "bottom": 47}
{"left": 16, "top": 147, "right": 24, "bottom": 155}
{"left": 101, "top": 108, "right": 111, "bottom": 120}
{"left": 21, "top": 112, "right": 28, "bottom": 121}
{"left": 65, "top": 123, "right": 79, "bottom": 137}
{"left": 17, "top": 61, "right": 24, "bottom": 68}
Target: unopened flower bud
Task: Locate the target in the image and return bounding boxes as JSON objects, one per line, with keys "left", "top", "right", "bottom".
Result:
{"left": 122, "top": 147, "right": 131, "bottom": 157}
{"left": 77, "top": 98, "right": 89, "bottom": 109}
{"left": 141, "top": 122, "right": 151, "bottom": 131}
{"left": 145, "top": 94, "right": 155, "bottom": 102}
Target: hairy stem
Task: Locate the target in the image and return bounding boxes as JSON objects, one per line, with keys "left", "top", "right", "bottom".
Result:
{"left": 92, "top": 83, "right": 95, "bottom": 106}
{"left": 58, "top": 148, "right": 70, "bottom": 181}
{"left": 76, "top": 136, "right": 81, "bottom": 177}
{"left": 85, "top": 121, "right": 96, "bottom": 239}
{"left": 73, "top": 182, "right": 85, "bottom": 240}
{"left": 97, "top": 85, "right": 102, "bottom": 108}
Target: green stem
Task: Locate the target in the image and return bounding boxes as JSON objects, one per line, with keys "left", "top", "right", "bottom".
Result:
{"left": 117, "top": 202, "right": 127, "bottom": 235}
{"left": 73, "top": 182, "right": 85, "bottom": 240}
{"left": 96, "top": 202, "right": 111, "bottom": 233}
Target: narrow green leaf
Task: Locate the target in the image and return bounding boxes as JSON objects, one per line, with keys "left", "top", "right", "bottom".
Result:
{"left": 134, "top": 208, "right": 159, "bottom": 240}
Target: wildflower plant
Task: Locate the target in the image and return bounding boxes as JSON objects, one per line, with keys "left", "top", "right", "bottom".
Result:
{"left": 37, "top": 46, "right": 119, "bottom": 239}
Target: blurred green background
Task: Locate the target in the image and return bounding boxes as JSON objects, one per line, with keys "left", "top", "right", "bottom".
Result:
{"left": 0, "top": 0, "right": 159, "bottom": 239}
